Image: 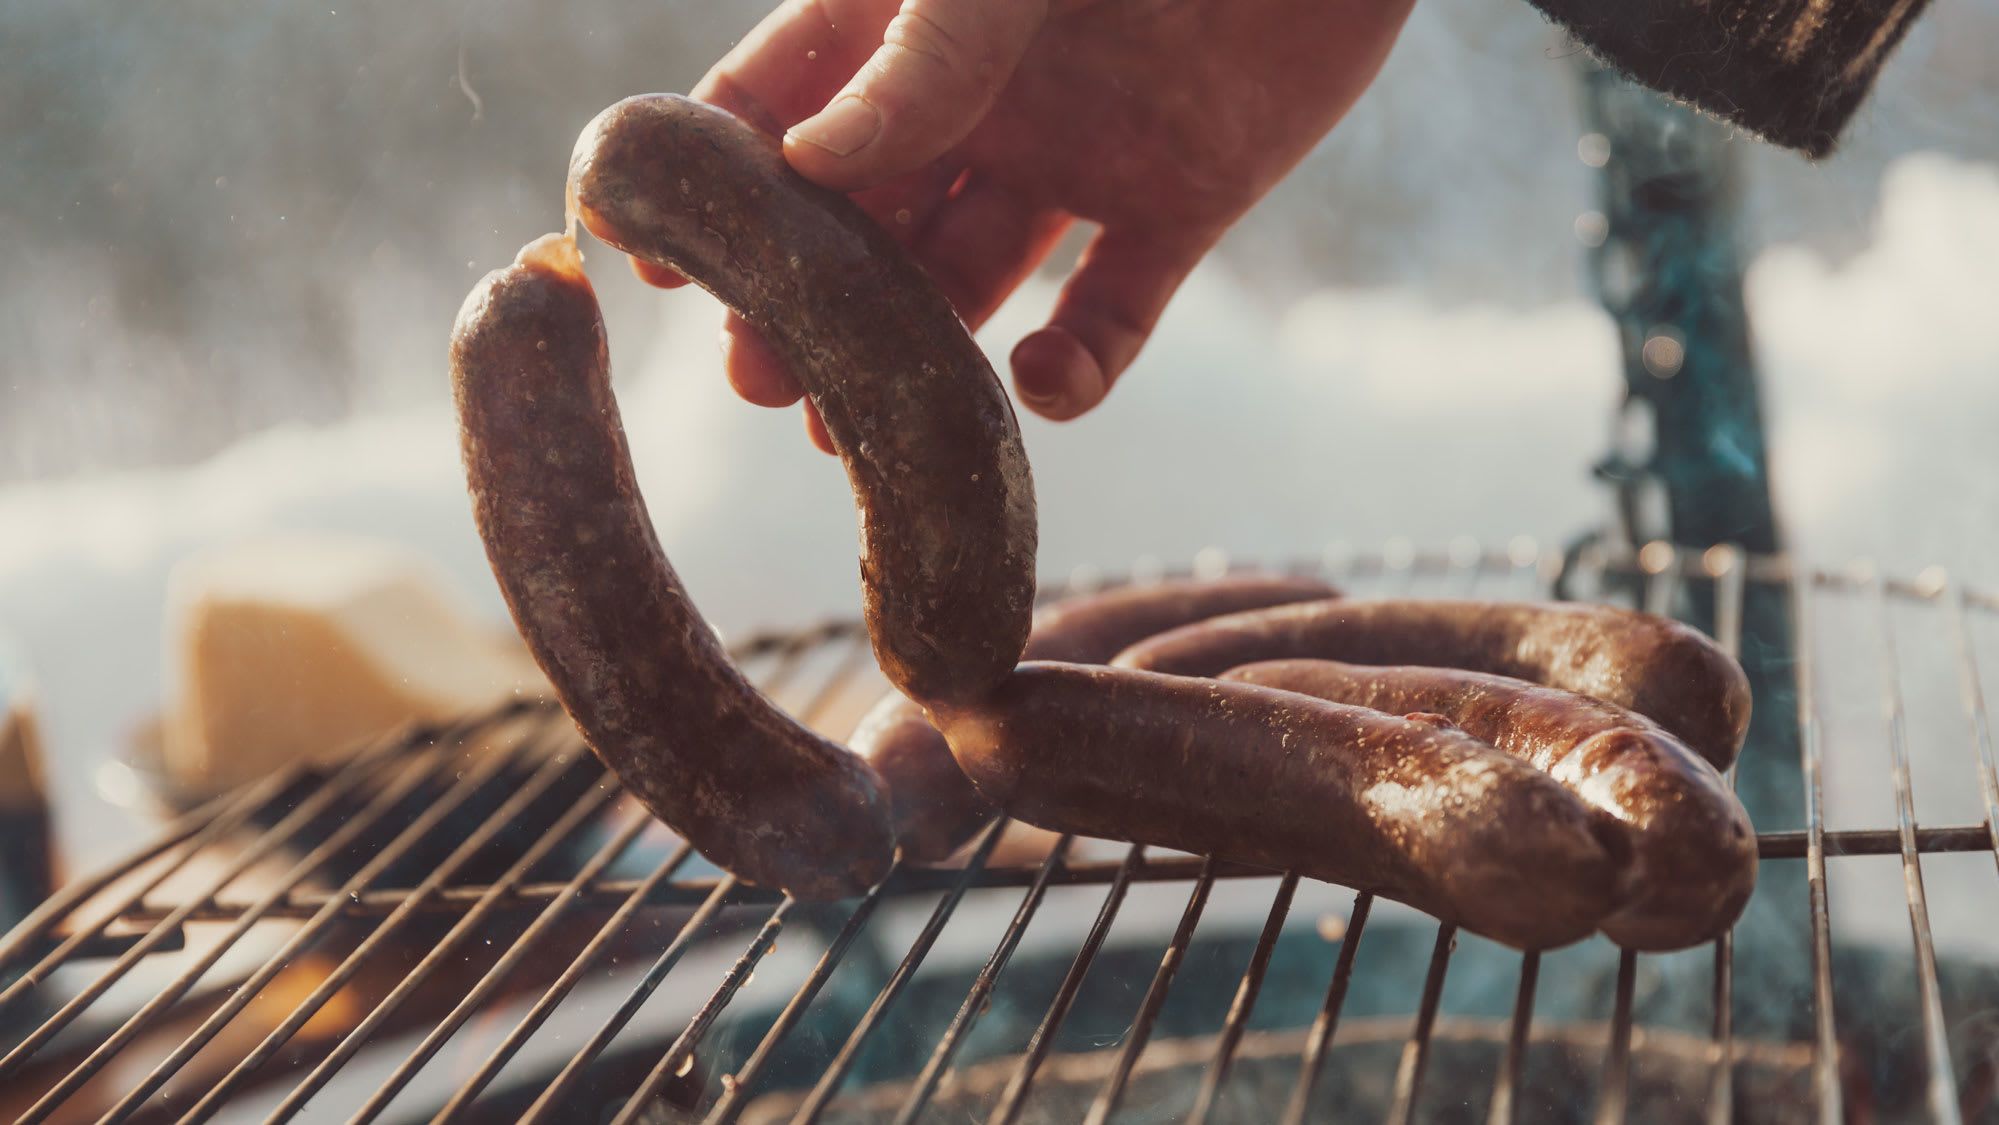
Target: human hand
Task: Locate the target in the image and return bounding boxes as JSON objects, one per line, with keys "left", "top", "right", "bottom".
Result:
{"left": 644, "top": 0, "right": 1414, "bottom": 450}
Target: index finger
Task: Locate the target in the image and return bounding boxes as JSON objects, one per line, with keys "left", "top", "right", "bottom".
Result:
{"left": 629, "top": 0, "right": 890, "bottom": 290}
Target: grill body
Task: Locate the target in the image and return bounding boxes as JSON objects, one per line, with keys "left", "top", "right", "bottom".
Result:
{"left": 2, "top": 543, "right": 1996, "bottom": 1124}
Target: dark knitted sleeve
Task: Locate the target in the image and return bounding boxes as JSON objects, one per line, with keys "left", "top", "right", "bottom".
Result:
{"left": 1526, "top": 0, "right": 1931, "bottom": 157}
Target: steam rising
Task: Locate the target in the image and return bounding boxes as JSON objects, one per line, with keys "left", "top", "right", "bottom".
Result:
{"left": 2, "top": 0, "right": 1994, "bottom": 480}
{"left": 0, "top": 0, "right": 1995, "bottom": 960}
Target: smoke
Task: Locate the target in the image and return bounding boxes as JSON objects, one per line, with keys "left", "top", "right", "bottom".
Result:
{"left": 5, "top": 146, "right": 1996, "bottom": 885}
{"left": 0, "top": 0, "right": 1995, "bottom": 963}
{"left": 2, "top": 0, "right": 1995, "bottom": 481}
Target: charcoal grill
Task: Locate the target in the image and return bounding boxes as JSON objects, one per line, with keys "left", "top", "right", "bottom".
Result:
{"left": 2, "top": 541, "right": 1998, "bottom": 1123}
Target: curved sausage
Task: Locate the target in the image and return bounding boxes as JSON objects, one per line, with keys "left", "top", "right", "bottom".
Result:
{"left": 451, "top": 234, "right": 894, "bottom": 899}
{"left": 568, "top": 93, "right": 1036, "bottom": 709}
{"left": 1115, "top": 599, "right": 1750, "bottom": 770}
{"left": 1223, "top": 660, "right": 1755, "bottom": 950}
{"left": 848, "top": 690, "right": 986, "bottom": 865}
{"left": 933, "top": 664, "right": 1622, "bottom": 951}
{"left": 1021, "top": 574, "right": 1343, "bottom": 665}
{"left": 856, "top": 574, "right": 1341, "bottom": 862}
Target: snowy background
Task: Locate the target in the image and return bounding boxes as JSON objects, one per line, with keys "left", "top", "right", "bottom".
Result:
{"left": 2, "top": 0, "right": 1996, "bottom": 958}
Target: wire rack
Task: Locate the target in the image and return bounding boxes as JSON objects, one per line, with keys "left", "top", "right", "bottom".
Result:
{"left": 2, "top": 541, "right": 1996, "bottom": 1124}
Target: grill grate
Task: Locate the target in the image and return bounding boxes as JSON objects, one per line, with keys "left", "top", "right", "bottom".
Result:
{"left": 2, "top": 542, "right": 1997, "bottom": 1123}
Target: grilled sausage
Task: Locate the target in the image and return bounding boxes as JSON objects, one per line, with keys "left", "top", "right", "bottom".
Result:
{"left": 1223, "top": 660, "right": 1755, "bottom": 950}
{"left": 1115, "top": 599, "right": 1750, "bottom": 770}
{"left": 856, "top": 575, "right": 1342, "bottom": 862}
{"left": 849, "top": 691, "right": 986, "bottom": 865}
{"left": 452, "top": 233, "right": 895, "bottom": 899}
{"left": 1022, "top": 575, "right": 1342, "bottom": 665}
{"left": 933, "top": 664, "right": 1622, "bottom": 950}
{"left": 568, "top": 93, "right": 1036, "bottom": 709}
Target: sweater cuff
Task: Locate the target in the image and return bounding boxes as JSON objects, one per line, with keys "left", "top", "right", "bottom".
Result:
{"left": 1526, "top": 0, "right": 1930, "bottom": 157}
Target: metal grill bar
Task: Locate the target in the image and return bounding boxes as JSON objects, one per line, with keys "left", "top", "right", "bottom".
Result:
{"left": 701, "top": 549, "right": 1999, "bottom": 622}
{"left": 267, "top": 773, "right": 623, "bottom": 1121}
{"left": 517, "top": 875, "right": 744, "bottom": 1122}
{"left": 0, "top": 761, "right": 304, "bottom": 1020}
{"left": 988, "top": 843, "right": 1145, "bottom": 1125}
{"left": 176, "top": 731, "right": 586, "bottom": 1125}
{"left": 6, "top": 738, "right": 451, "bottom": 1117}
{"left": 790, "top": 635, "right": 877, "bottom": 729}
{"left": 885, "top": 835, "right": 1076, "bottom": 1125}
{"left": 96, "top": 727, "right": 538, "bottom": 1124}
{"left": 749, "top": 820, "right": 1008, "bottom": 1125}
{"left": 9, "top": 547, "right": 1999, "bottom": 1122}
{"left": 1381, "top": 546, "right": 1488, "bottom": 1123}
{"left": 1385, "top": 924, "right": 1457, "bottom": 1125}
{"left": 0, "top": 733, "right": 396, "bottom": 1081}
{"left": 463, "top": 629, "right": 875, "bottom": 1123}
{"left": 433, "top": 845, "right": 700, "bottom": 1123}
{"left": 351, "top": 806, "right": 657, "bottom": 1124}
{"left": 1186, "top": 872, "right": 1298, "bottom": 1125}
{"left": 1487, "top": 952, "right": 1540, "bottom": 1125}
{"left": 1793, "top": 574, "right": 1842, "bottom": 1123}
{"left": 693, "top": 876, "right": 900, "bottom": 1125}
{"left": 0, "top": 784, "right": 257, "bottom": 972}
{"left": 83, "top": 819, "right": 1999, "bottom": 929}
{"left": 1868, "top": 575, "right": 1962, "bottom": 1124}
{"left": 1280, "top": 892, "right": 1373, "bottom": 1125}
{"left": 1593, "top": 951, "right": 1639, "bottom": 1125}
{"left": 1706, "top": 545, "right": 1746, "bottom": 1125}
{"left": 1945, "top": 584, "right": 1999, "bottom": 871}
{"left": 711, "top": 819, "right": 1007, "bottom": 1125}
{"left": 1082, "top": 856, "right": 1218, "bottom": 1125}
{"left": 609, "top": 896, "right": 806, "bottom": 1125}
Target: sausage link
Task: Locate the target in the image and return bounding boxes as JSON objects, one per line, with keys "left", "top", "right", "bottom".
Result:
{"left": 848, "top": 691, "right": 985, "bottom": 865}
{"left": 1223, "top": 660, "right": 1755, "bottom": 950}
{"left": 451, "top": 234, "right": 894, "bottom": 900}
{"left": 856, "top": 575, "right": 1340, "bottom": 862}
{"left": 1022, "top": 575, "right": 1342, "bottom": 665}
{"left": 1115, "top": 598, "right": 1750, "bottom": 770}
{"left": 934, "top": 663, "right": 1622, "bottom": 950}
{"left": 568, "top": 93, "right": 1036, "bottom": 709}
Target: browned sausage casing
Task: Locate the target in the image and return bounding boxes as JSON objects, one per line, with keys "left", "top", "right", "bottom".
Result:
{"left": 935, "top": 663, "right": 1621, "bottom": 950}
{"left": 568, "top": 93, "right": 1036, "bottom": 709}
{"left": 452, "top": 234, "right": 894, "bottom": 900}
{"left": 855, "top": 575, "right": 1341, "bottom": 862}
{"left": 1021, "top": 575, "right": 1343, "bottom": 665}
{"left": 1115, "top": 598, "right": 1751, "bottom": 770}
{"left": 1223, "top": 660, "right": 1755, "bottom": 950}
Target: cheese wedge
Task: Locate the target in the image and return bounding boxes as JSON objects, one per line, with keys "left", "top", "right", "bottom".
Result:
{"left": 163, "top": 535, "right": 547, "bottom": 789}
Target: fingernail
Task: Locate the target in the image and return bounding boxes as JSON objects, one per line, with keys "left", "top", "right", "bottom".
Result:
{"left": 788, "top": 96, "right": 882, "bottom": 157}
{"left": 1012, "top": 329, "right": 1074, "bottom": 411}
{"left": 1014, "top": 361, "right": 1065, "bottom": 409}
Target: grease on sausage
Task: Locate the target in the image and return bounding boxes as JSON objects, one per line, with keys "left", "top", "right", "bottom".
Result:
{"left": 935, "top": 663, "right": 1622, "bottom": 950}
{"left": 1116, "top": 598, "right": 1751, "bottom": 770}
{"left": 855, "top": 574, "right": 1341, "bottom": 862}
{"left": 568, "top": 93, "right": 1036, "bottom": 709}
{"left": 452, "top": 234, "right": 894, "bottom": 899}
{"left": 1224, "top": 660, "right": 1755, "bottom": 949}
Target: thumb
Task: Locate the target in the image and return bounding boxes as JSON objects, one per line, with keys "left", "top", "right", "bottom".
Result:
{"left": 783, "top": 0, "right": 1049, "bottom": 192}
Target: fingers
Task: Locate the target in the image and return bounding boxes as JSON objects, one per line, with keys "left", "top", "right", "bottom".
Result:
{"left": 1009, "top": 228, "right": 1211, "bottom": 422}
{"left": 850, "top": 159, "right": 966, "bottom": 252}
{"left": 714, "top": 161, "right": 959, "bottom": 410}
{"left": 785, "top": 0, "right": 1050, "bottom": 191}
{"left": 692, "top": 0, "right": 878, "bottom": 132}
{"left": 631, "top": 257, "right": 691, "bottom": 290}
{"left": 913, "top": 173, "right": 1069, "bottom": 329}
{"left": 720, "top": 314, "right": 804, "bottom": 408}
{"left": 803, "top": 400, "right": 837, "bottom": 455}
